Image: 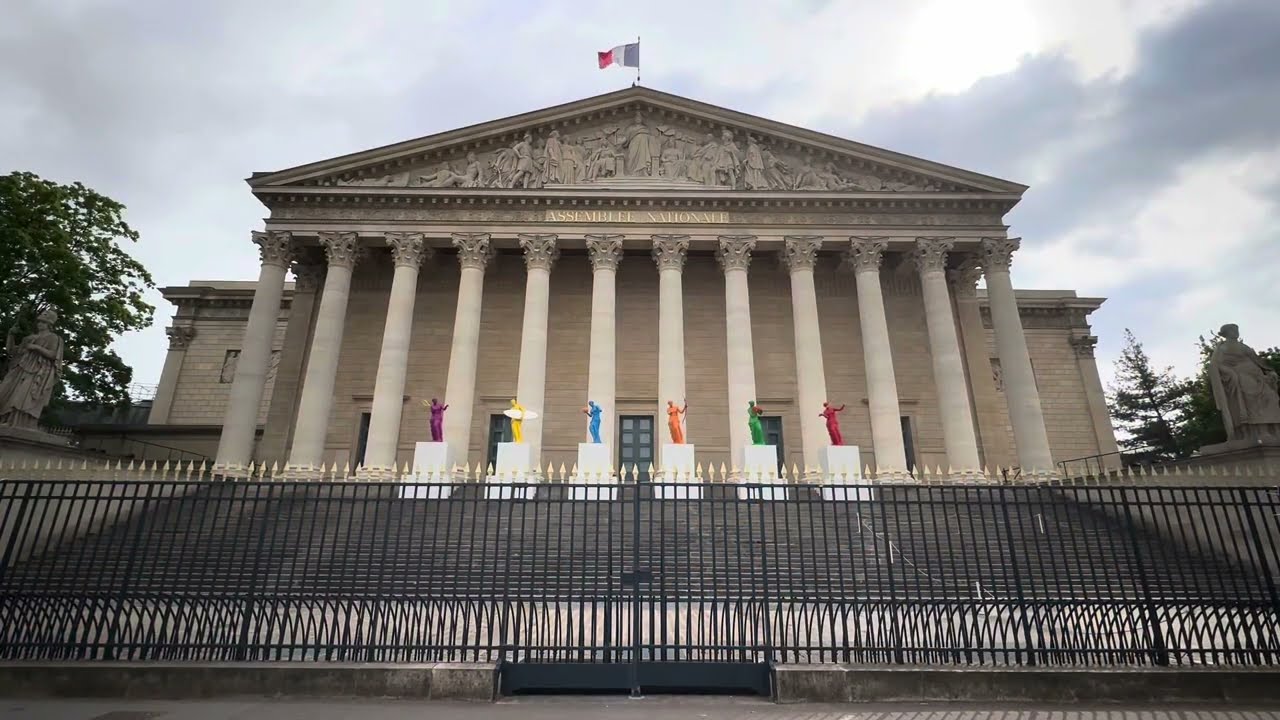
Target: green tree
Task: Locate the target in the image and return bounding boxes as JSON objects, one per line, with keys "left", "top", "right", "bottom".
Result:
{"left": 1180, "top": 329, "right": 1280, "bottom": 450}
{"left": 1107, "top": 329, "right": 1193, "bottom": 461}
{"left": 0, "top": 172, "right": 155, "bottom": 412}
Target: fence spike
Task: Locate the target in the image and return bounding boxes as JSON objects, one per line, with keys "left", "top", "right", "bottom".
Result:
{"left": 1244, "top": 464, "right": 1255, "bottom": 478}
{"left": 629, "top": 464, "right": 639, "bottom": 483}
{"left": 545, "top": 461, "right": 555, "bottom": 482}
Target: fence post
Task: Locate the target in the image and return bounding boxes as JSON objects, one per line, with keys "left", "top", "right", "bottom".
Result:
{"left": 997, "top": 485, "right": 1037, "bottom": 665}
{"left": 1237, "top": 487, "right": 1280, "bottom": 664}
{"left": 0, "top": 480, "right": 36, "bottom": 586}
{"left": 755, "top": 488, "right": 773, "bottom": 668}
{"left": 235, "top": 482, "right": 277, "bottom": 661}
{"left": 875, "top": 491, "right": 904, "bottom": 664}
{"left": 1118, "top": 486, "right": 1169, "bottom": 666}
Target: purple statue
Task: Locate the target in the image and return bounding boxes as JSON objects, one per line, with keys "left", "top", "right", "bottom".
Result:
{"left": 423, "top": 398, "right": 448, "bottom": 442}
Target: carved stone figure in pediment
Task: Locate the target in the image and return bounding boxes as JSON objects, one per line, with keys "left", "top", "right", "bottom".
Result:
{"left": 713, "top": 129, "right": 743, "bottom": 188}
{"left": 623, "top": 111, "right": 659, "bottom": 177}
{"left": 328, "top": 105, "right": 957, "bottom": 192}
{"left": 418, "top": 152, "right": 484, "bottom": 188}
{"left": 743, "top": 136, "right": 768, "bottom": 190}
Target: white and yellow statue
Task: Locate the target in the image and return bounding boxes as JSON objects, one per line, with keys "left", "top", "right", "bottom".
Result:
{"left": 503, "top": 398, "right": 538, "bottom": 444}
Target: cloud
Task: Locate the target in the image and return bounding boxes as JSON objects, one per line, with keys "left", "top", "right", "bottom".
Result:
{"left": 1, "top": 0, "right": 1277, "bottom": 401}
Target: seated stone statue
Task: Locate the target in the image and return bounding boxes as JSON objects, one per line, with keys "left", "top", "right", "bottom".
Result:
{"left": 1208, "top": 323, "right": 1280, "bottom": 445}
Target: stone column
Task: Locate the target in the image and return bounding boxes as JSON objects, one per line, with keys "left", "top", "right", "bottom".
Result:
{"left": 586, "top": 235, "right": 623, "bottom": 446}
{"left": 653, "top": 235, "right": 689, "bottom": 457}
{"left": 949, "top": 258, "right": 1015, "bottom": 468}
{"left": 914, "top": 237, "right": 982, "bottom": 476}
{"left": 782, "top": 236, "right": 829, "bottom": 474}
{"left": 257, "top": 255, "right": 324, "bottom": 464}
{"left": 214, "top": 230, "right": 293, "bottom": 470}
{"left": 363, "top": 233, "right": 433, "bottom": 472}
{"left": 980, "top": 237, "right": 1055, "bottom": 476}
{"left": 718, "top": 235, "right": 758, "bottom": 471}
{"left": 1071, "top": 334, "right": 1122, "bottom": 469}
{"left": 148, "top": 326, "right": 195, "bottom": 424}
{"left": 442, "top": 233, "right": 491, "bottom": 469}
{"left": 286, "top": 231, "right": 361, "bottom": 469}
{"left": 847, "top": 238, "right": 908, "bottom": 476}
{"left": 516, "top": 234, "right": 558, "bottom": 469}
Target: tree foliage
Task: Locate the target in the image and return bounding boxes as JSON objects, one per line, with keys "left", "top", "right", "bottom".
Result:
{"left": 1107, "top": 329, "right": 1193, "bottom": 461}
{"left": 0, "top": 171, "right": 155, "bottom": 410}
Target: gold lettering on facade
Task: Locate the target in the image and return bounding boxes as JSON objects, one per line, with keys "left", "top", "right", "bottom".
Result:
{"left": 544, "top": 209, "right": 731, "bottom": 224}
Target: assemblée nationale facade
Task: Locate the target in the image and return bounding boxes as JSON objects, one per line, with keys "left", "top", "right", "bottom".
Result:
{"left": 145, "top": 87, "right": 1119, "bottom": 478}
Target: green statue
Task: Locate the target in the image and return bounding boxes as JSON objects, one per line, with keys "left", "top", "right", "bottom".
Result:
{"left": 747, "top": 400, "right": 766, "bottom": 445}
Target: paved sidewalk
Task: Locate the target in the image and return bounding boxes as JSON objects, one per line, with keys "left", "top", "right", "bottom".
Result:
{"left": 3, "top": 697, "right": 1278, "bottom": 720}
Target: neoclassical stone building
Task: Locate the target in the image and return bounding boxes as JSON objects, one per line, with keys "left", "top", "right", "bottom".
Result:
{"left": 147, "top": 87, "right": 1119, "bottom": 477}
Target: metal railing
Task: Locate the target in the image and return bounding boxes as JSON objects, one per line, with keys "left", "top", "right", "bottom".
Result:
{"left": 0, "top": 478, "right": 1276, "bottom": 668}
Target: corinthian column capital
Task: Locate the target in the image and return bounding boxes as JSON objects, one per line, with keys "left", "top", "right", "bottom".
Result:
{"left": 586, "top": 234, "right": 624, "bottom": 271}
{"left": 845, "top": 237, "right": 889, "bottom": 273}
{"left": 652, "top": 235, "right": 689, "bottom": 272}
{"left": 385, "top": 232, "right": 432, "bottom": 269}
{"left": 913, "top": 236, "right": 955, "bottom": 275}
{"left": 948, "top": 257, "right": 983, "bottom": 298}
{"left": 251, "top": 230, "right": 294, "bottom": 268}
{"left": 979, "top": 237, "right": 1021, "bottom": 273}
{"left": 717, "top": 235, "right": 757, "bottom": 272}
{"left": 782, "top": 236, "right": 823, "bottom": 272}
{"left": 452, "top": 232, "right": 492, "bottom": 270}
{"left": 165, "top": 325, "right": 196, "bottom": 350}
{"left": 318, "top": 231, "right": 363, "bottom": 269}
{"left": 519, "top": 233, "right": 559, "bottom": 271}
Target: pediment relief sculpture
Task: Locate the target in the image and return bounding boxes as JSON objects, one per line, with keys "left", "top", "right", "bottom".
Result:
{"left": 330, "top": 110, "right": 950, "bottom": 193}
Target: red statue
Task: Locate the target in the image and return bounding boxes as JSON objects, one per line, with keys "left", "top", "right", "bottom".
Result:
{"left": 820, "top": 402, "right": 846, "bottom": 445}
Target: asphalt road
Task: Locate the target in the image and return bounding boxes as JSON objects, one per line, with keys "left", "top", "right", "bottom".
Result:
{"left": 3, "top": 698, "right": 1277, "bottom": 720}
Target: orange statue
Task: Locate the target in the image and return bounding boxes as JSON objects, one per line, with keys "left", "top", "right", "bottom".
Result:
{"left": 666, "top": 400, "right": 687, "bottom": 444}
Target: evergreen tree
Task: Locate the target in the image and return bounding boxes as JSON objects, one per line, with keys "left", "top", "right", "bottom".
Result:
{"left": 1107, "top": 329, "right": 1193, "bottom": 461}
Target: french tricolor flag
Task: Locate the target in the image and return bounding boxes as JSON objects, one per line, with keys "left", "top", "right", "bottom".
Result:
{"left": 598, "top": 42, "right": 639, "bottom": 69}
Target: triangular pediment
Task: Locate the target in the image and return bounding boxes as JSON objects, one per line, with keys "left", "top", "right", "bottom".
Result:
{"left": 250, "top": 87, "right": 1025, "bottom": 195}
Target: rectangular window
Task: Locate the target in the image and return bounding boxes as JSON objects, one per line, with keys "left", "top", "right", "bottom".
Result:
{"left": 486, "top": 414, "right": 512, "bottom": 471}
{"left": 759, "top": 416, "right": 785, "bottom": 472}
{"left": 354, "top": 412, "right": 372, "bottom": 469}
{"left": 901, "top": 416, "right": 916, "bottom": 473}
{"left": 617, "top": 415, "right": 655, "bottom": 482}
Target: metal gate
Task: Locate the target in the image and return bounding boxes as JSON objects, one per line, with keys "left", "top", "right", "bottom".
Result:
{"left": 498, "top": 483, "right": 771, "bottom": 695}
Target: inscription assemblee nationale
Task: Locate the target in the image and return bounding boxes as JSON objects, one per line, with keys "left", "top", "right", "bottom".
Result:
{"left": 544, "top": 209, "right": 732, "bottom": 223}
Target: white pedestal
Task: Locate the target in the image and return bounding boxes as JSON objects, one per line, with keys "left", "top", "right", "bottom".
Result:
{"left": 819, "top": 445, "right": 871, "bottom": 501}
{"left": 570, "top": 443, "right": 618, "bottom": 500}
{"left": 575, "top": 443, "right": 613, "bottom": 479}
{"left": 487, "top": 442, "right": 534, "bottom": 499}
{"left": 739, "top": 445, "right": 785, "bottom": 501}
{"left": 402, "top": 441, "right": 454, "bottom": 499}
{"left": 655, "top": 444, "right": 701, "bottom": 499}
{"left": 820, "top": 445, "right": 862, "bottom": 480}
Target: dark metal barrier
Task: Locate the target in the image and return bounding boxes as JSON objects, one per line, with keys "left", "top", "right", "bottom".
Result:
{"left": 0, "top": 478, "right": 1277, "bottom": 692}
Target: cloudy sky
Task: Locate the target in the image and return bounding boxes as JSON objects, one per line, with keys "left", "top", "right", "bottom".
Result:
{"left": 3, "top": 0, "right": 1278, "bottom": 394}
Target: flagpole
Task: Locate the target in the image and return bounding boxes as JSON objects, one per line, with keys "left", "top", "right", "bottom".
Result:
{"left": 635, "top": 36, "right": 641, "bottom": 86}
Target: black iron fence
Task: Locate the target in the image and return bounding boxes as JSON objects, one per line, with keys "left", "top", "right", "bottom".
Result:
{"left": 1, "top": 478, "right": 1277, "bottom": 673}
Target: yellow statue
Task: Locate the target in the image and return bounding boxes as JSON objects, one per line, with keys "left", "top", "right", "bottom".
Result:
{"left": 506, "top": 398, "right": 527, "bottom": 443}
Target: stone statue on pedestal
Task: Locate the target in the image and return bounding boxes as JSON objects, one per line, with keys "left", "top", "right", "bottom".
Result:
{"left": 0, "top": 308, "right": 64, "bottom": 431}
{"left": 1208, "top": 324, "right": 1280, "bottom": 445}
{"left": 747, "top": 400, "right": 766, "bottom": 445}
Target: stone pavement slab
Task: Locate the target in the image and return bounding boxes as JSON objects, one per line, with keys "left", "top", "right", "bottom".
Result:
{"left": 3, "top": 698, "right": 1279, "bottom": 720}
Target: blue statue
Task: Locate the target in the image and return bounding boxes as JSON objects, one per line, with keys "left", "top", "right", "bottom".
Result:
{"left": 582, "top": 400, "right": 603, "bottom": 444}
